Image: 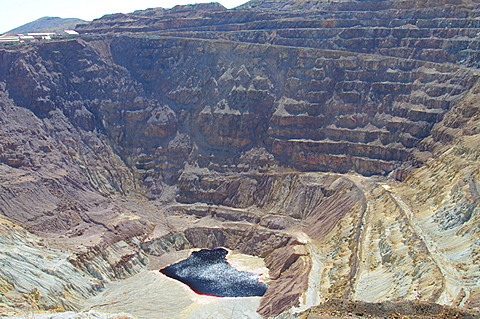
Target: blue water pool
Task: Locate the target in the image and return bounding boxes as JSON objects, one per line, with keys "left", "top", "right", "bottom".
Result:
{"left": 160, "top": 248, "right": 268, "bottom": 297}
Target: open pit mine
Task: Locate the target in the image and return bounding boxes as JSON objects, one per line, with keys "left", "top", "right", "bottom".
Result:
{"left": 1, "top": 0, "right": 480, "bottom": 318}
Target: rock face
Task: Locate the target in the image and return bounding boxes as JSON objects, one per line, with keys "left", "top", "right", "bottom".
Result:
{"left": 0, "top": 0, "right": 480, "bottom": 318}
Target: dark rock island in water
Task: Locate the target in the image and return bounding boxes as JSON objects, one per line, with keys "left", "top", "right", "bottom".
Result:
{"left": 160, "top": 248, "right": 268, "bottom": 297}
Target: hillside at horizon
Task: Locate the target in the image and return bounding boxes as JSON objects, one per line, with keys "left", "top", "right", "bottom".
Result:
{"left": 6, "top": 16, "right": 87, "bottom": 34}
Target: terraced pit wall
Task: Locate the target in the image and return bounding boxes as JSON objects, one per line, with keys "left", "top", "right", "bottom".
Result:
{"left": 1, "top": 0, "right": 480, "bottom": 317}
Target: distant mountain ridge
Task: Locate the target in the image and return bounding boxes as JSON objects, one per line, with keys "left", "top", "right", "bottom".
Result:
{"left": 7, "top": 16, "right": 87, "bottom": 34}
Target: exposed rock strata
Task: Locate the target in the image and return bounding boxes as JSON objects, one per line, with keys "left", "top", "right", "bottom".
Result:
{"left": 0, "top": 217, "right": 101, "bottom": 314}
{"left": 0, "top": 0, "right": 480, "bottom": 318}
{"left": 3, "top": 33, "right": 476, "bottom": 180}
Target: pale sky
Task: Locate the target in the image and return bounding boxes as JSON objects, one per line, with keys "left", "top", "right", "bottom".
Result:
{"left": 0, "top": 0, "right": 249, "bottom": 33}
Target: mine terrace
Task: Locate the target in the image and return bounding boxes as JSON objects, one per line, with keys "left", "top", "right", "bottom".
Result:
{"left": 0, "top": 0, "right": 480, "bottom": 318}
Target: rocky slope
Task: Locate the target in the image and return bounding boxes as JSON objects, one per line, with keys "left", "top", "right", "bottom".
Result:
{"left": 0, "top": 0, "right": 480, "bottom": 318}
